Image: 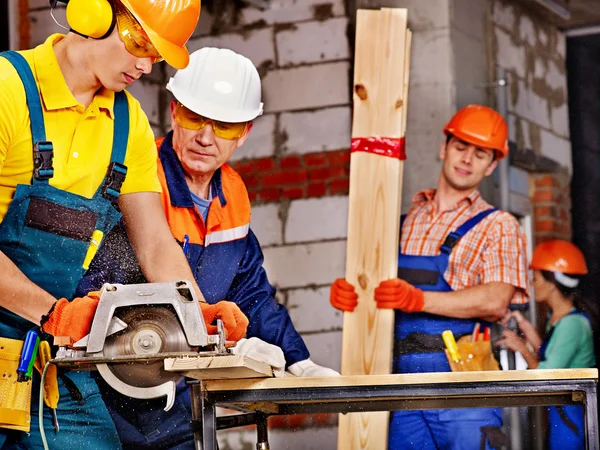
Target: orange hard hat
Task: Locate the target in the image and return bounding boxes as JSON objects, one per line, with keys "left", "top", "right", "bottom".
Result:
{"left": 530, "top": 240, "right": 588, "bottom": 275}
{"left": 443, "top": 105, "right": 509, "bottom": 159}
{"left": 120, "top": 0, "right": 201, "bottom": 70}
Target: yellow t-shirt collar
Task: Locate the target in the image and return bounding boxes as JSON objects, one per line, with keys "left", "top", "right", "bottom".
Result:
{"left": 34, "top": 33, "right": 115, "bottom": 118}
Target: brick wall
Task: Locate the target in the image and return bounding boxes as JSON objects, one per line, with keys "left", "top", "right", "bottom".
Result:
{"left": 230, "top": 149, "right": 350, "bottom": 203}
{"left": 532, "top": 172, "right": 572, "bottom": 242}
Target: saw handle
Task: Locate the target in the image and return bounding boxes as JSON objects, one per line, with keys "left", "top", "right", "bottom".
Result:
{"left": 200, "top": 301, "right": 248, "bottom": 342}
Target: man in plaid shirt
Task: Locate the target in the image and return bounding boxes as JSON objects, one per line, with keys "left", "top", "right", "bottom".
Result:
{"left": 330, "top": 105, "right": 529, "bottom": 449}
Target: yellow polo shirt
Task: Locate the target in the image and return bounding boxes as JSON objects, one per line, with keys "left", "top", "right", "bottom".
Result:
{"left": 0, "top": 34, "right": 161, "bottom": 221}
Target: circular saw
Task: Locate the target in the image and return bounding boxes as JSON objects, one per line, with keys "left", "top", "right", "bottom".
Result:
{"left": 53, "top": 280, "right": 226, "bottom": 411}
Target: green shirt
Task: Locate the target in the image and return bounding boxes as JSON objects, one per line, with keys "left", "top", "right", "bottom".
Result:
{"left": 538, "top": 310, "right": 595, "bottom": 369}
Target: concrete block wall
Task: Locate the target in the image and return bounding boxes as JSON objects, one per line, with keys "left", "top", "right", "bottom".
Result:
{"left": 451, "top": 0, "right": 490, "bottom": 108}
{"left": 490, "top": 0, "right": 572, "bottom": 242}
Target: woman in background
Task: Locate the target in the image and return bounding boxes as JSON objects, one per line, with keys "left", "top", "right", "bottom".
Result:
{"left": 497, "top": 239, "right": 595, "bottom": 449}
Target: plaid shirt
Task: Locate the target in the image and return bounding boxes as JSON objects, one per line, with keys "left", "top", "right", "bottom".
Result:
{"left": 401, "top": 189, "right": 529, "bottom": 304}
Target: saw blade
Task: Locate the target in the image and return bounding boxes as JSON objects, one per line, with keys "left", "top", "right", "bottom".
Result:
{"left": 101, "top": 306, "right": 197, "bottom": 388}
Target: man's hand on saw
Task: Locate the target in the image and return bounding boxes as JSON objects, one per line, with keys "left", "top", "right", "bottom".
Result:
{"left": 330, "top": 278, "right": 358, "bottom": 312}
{"left": 200, "top": 301, "right": 248, "bottom": 341}
{"left": 40, "top": 293, "right": 101, "bottom": 342}
{"left": 374, "top": 278, "right": 424, "bottom": 312}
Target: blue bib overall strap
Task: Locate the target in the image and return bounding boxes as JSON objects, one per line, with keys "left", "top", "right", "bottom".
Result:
{"left": 0, "top": 52, "right": 54, "bottom": 181}
{"left": 96, "top": 91, "right": 129, "bottom": 203}
{"left": 394, "top": 208, "right": 497, "bottom": 374}
{"left": 0, "top": 51, "right": 129, "bottom": 330}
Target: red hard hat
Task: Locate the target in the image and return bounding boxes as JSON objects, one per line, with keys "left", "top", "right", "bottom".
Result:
{"left": 530, "top": 240, "right": 588, "bottom": 275}
{"left": 443, "top": 105, "right": 509, "bottom": 159}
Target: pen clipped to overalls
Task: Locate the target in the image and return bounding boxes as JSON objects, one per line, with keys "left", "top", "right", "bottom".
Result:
{"left": 82, "top": 230, "right": 104, "bottom": 270}
{"left": 182, "top": 234, "right": 190, "bottom": 256}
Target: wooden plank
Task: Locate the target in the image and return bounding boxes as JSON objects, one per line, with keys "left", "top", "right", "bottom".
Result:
{"left": 339, "top": 8, "right": 410, "bottom": 450}
{"left": 200, "top": 369, "right": 599, "bottom": 392}
{"left": 164, "top": 354, "right": 274, "bottom": 380}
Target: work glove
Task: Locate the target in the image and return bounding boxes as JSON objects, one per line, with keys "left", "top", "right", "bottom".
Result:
{"left": 41, "top": 293, "right": 100, "bottom": 343}
{"left": 374, "top": 278, "right": 425, "bottom": 312}
{"left": 330, "top": 278, "right": 358, "bottom": 312}
{"left": 200, "top": 301, "right": 249, "bottom": 342}
{"left": 288, "top": 358, "right": 340, "bottom": 377}
{"left": 231, "top": 337, "right": 286, "bottom": 377}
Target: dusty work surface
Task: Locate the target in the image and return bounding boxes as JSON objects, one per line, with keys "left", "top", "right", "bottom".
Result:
{"left": 198, "top": 368, "right": 598, "bottom": 391}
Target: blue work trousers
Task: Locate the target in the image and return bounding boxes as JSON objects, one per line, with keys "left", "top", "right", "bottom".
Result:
{"left": 389, "top": 408, "right": 503, "bottom": 450}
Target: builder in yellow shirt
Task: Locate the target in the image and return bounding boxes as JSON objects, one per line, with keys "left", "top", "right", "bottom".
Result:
{"left": 0, "top": 0, "right": 248, "bottom": 448}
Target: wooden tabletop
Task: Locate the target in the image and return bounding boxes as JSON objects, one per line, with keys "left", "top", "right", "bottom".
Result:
{"left": 200, "top": 368, "right": 598, "bottom": 392}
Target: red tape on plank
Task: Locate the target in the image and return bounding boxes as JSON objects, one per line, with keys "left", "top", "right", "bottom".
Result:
{"left": 350, "top": 137, "right": 406, "bottom": 160}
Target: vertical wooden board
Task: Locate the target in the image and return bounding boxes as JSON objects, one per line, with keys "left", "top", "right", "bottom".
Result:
{"left": 340, "top": 152, "right": 401, "bottom": 377}
{"left": 351, "top": 9, "right": 407, "bottom": 138}
{"left": 396, "top": 30, "right": 412, "bottom": 216}
{"left": 338, "top": 8, "right": 410, "bottom": 450}
{"left": 402, "top": 30, "right": 412, "bottom": 137}
{"left": 338, "top": 154, "right": 402, "bottom": 450}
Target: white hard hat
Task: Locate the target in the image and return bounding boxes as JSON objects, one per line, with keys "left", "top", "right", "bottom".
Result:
{"left": 166, "top": 47, "right": 264, "bottom": 123}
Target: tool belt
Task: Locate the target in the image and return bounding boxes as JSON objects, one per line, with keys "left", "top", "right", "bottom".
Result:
{"left": 0, "top": 337, "right": 60, "bottom": 433}
{"left": 0, "top": 337, "right": 32, "bottom": 432}
{"left": 445, "top": 335, "right": 500, "bottom": 372}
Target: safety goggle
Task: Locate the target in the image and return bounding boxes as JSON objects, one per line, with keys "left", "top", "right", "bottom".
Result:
{"left": 174, "top": 102, "right": 249, "bottom": 140}
{"left": 115, "top": 1, "right": 163, "bottom": 64}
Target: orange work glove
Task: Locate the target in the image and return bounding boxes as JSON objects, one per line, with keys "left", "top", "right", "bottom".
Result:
{"left": 330, "top": 278, "right": 358, "bottom": 312}
{"left": 374, "top": 278, "right": 425, "bottom": 312}
{"left": 41, "top": 292, "right": 101, "bottom": 343}
{"left": 200, "top": 301, "right": 249, "bottom": 342}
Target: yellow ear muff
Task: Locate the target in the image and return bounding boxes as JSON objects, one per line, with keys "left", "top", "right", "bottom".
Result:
{"left": 65, "top": 0, "right": 115, "bottom": 39}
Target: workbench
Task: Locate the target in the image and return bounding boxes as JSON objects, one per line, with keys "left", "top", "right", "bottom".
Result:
{"left": 185, "top": 369, "right": 598, "bottom": 450}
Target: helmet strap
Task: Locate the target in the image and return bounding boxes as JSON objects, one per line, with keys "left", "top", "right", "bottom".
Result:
{"left": 554, "top": 271, "right": 579, "bottom": 288}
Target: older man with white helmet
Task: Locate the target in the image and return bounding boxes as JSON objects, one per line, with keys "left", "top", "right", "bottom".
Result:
{"left": 77, "top": 47, "right": 339, "bottom": 449}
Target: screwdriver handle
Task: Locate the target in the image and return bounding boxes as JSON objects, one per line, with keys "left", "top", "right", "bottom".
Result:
{"left": 442, "top": 330, "right": 461, "bottom": 363}
{"left": 17, "top": 330, "right": 39, "bottom": 382}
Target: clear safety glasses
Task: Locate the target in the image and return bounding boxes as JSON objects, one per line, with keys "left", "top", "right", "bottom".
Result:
{"left": 115, "top": 2, "right": 163, "bottom": 64}
{"left": 174, "top": 102, "right": 249, "bottom": 140}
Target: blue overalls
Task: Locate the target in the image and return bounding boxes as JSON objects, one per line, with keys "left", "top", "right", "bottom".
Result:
{"left": 540, "top": 310, "right": 589, "bottom": 450}
{"left": 388, "top": 209, "right": 503, "bottom": 450}
{"left": 0, "top": 51, "right": 128, "bottom": 449}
